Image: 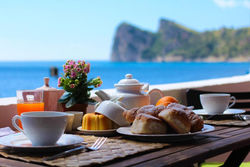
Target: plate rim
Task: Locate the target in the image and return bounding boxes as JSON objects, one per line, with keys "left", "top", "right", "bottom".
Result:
{"left": 193, "top": 108, "right": 245, "bottom": 116}
{"left": 77, "top": 126, "right": 117, "bottom": 133}
{"left": 0, "top": 133, "right": 84, "bottom": 149}
{"left": 116, "top": 124, "right": 215, "bottom": 137}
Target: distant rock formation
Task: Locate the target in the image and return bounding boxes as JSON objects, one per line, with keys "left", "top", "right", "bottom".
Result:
{"left": 111, "top": 23, "right": 155, "bottom": 62}
{"left": 111, "top": 19, "right": 250, "bottom": 62}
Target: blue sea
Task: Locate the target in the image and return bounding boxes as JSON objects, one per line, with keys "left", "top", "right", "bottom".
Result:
{"left": 0, "top": 61, "right": 250, "bottom": 98}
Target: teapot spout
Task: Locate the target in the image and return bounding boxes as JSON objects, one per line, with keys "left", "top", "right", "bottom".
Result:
{"left": 95, "top": 90, "right": 111, "bottom": 101}
{"left": 112, "top": 97, "right": 128, "bottom": 109}
{"left": 141, "top": 83, "right": 149, "bottom": 92}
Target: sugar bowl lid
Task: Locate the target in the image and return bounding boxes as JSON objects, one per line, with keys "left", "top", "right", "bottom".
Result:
{"left": 114, "top": 74, "right": 143, "bottom": 87}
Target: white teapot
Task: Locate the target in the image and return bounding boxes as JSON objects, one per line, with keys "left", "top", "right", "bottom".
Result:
{"left": 95, "top": 74, "right": 164, "bottom": 109}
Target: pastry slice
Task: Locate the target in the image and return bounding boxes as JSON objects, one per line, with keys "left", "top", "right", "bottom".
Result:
{"left": 158, "top": 108, "right": 191, "bottom": 134}
{"left": 131, "top": 113, "right": 167, "bottom": 134}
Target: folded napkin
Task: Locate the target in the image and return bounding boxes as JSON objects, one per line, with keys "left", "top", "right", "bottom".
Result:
{"left": 0, "top": 127, "right": 15, "bottom": 137}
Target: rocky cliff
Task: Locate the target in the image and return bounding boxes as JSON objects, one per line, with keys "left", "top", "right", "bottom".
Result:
{"left": 111, "top": 23, "right": 155, "bottom": 62}
{"left": 111, "top": 19, "right": 250, "bottom": 62}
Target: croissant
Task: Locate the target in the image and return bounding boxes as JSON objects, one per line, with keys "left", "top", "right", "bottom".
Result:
{"left": 123, "top": 105, "right": 166, "bottom": 123}
{"left": 158, "top": 108, "right": 191, "bottom": 134}
{"left": 131, "top": 113, "right": 167, "bottom": 134}
{"left": 122, "top": 107, "right": 140, "bottom": 123}
{"left": 186, "top": 111, "right": 204, "bottom": 132}
{"left": 167, "top": 103, "right": 203, "bottom": 132}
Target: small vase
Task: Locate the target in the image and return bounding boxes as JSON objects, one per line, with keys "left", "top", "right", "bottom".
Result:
{"left": 61, "top": 103, "right": 88, "bottom": 115}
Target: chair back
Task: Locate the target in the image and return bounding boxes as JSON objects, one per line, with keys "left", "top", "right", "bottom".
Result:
{"left": 186, "top": 89, "right": 250, "bottom": 113}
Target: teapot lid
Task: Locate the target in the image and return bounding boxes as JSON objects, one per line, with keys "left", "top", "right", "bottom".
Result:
{"left": 115, "top": 74, "right": 143, "bottom": 86}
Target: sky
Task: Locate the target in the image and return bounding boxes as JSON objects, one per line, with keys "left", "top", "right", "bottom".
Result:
{"left": 0, "top": 0, "right": 249, "bottom": 61}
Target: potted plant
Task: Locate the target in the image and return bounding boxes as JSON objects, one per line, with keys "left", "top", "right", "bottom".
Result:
{"left": 57, "top": 60, "right": 102, "bottom": 112}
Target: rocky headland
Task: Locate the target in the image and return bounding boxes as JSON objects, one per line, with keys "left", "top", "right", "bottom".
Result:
{"left": 111, "top": 19, "right": 250, "bottom": 62}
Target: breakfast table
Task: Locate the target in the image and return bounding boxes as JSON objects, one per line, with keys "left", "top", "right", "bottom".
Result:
{"left": 0, "top": 125, "right": 250, "bottom": 167}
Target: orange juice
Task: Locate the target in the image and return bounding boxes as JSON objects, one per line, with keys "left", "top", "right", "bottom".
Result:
{"left": 17, "top": 102, "right": 44, "bottom": 128}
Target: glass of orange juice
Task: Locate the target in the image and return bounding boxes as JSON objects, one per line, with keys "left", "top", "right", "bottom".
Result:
{"left": 16, "top": 90, "right": 44, "bottom": 128}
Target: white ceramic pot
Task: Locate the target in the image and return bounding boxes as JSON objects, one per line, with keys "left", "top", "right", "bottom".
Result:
{"left": 96, "top": 74, "right": 164, "bottom": 109}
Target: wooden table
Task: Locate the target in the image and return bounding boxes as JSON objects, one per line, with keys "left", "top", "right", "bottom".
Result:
{"left": 1, "top": 126, "right": 250, "bottom": 167}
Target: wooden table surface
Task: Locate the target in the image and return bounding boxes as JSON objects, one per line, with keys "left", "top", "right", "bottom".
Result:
{"left": 1, "top": 126, "right": 250, "bottom": 167}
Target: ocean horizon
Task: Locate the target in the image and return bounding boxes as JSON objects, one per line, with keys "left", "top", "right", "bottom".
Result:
{"left": 0, "top": 61, "right": 250, "bottom": 98}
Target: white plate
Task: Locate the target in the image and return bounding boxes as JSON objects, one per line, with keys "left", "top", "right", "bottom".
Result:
{"left": 193, "top": 109, "right": 245, "bottom": 116}
{"left": 0, "top": 133, "right": 84, "bottom": 152}
{"left": 116, "top": 124, "right": 214, "bottom": 142}
{"left": 77, "top": 126, "right": 117, "bottom": 136}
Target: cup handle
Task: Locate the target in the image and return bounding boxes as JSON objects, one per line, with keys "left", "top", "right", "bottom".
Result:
{"left": 12, "top": 115, "right": 24, "bottom": 133}
{"left": 228, "top": 96, "right": 236, "bottom": 108}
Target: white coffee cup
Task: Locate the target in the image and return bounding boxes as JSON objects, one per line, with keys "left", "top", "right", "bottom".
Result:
{"left": 12, "top": 111, "right": 67, "bottom": 146}
{"left": 200, "top": 94, "right": 236, "bottom": 115}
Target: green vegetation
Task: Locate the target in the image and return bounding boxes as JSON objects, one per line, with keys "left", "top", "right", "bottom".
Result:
{"left": 141, "top": 19, "right": 250, "bottom": 61}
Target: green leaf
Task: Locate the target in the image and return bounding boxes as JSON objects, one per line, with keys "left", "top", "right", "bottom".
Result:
{"left": 58, "top": 92, "right": 71, "bottom": 103}
{"left": 65, "top": 96, "right": 77, "bottom": 108}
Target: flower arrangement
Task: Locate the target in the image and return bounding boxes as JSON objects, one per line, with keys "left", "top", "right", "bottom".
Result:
{"left": 58, "top": 60, "right": 102, "bottom": 108}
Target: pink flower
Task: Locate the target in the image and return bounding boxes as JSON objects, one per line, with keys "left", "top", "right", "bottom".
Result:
{"left": 71, "top": 71, "right": 76, "bottom": 78}
{"left": 95, "top": 84, "right": 102, "bottom": 88}
{"left": 84, "top": 63, "right": 90, "bottom": 73}
{"left": 57, "top": 77, "right": 62, "bottom": 87}
{"left": 69, "top": 60, "right": 75, "bottom": 65}
{"left": 70, "top": 84, "right": 75, "bottom": 88}
{"left": 76, "top": 68, "right": 81, "bottom": 72}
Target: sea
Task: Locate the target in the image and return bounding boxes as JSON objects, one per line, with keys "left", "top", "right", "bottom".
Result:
{"left": 0, "top": 61, "right": 250, "bottom": 98}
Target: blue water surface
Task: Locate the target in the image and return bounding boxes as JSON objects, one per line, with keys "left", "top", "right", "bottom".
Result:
{"left": 0, "top": 61, "right": 249, "bottom": 98}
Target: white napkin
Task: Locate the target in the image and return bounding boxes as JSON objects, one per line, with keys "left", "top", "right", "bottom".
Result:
{"left": 0, "top": 127, "right": 15, "bottom": 137}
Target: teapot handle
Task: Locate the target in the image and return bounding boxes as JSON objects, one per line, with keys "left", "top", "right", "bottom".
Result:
{"left": 147, "top": 88, "right": 164, "bottom": 97}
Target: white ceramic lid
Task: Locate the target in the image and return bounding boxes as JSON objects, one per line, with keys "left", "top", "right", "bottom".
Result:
{"left": 114, "top": 74, "right": 143, "bottom": 87}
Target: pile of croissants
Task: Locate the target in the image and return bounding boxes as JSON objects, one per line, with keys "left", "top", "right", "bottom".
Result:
{"left": 123, "top": 103, "right": 204, "bottom": 134}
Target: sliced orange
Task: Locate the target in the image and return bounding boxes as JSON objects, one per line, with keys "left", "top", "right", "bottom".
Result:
{"left": 156, "top": 96, "right": 178, "bottom": 106}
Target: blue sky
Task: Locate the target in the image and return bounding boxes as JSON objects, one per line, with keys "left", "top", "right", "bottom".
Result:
{"left": 0, "top": 0, "right": 249, "bottom": 61}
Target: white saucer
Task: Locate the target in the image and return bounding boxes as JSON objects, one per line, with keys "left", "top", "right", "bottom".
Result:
{"left": 77, "top": 126, "right": 117, "bottom": 136}
{"left": 116, "top": 124, "right": 214, "bottom": 142}
{"left": 193, "top": 108, "right": 245, "bottom": 116}
{"left": 0, "top": 133, "right": 84, "bottom": 152}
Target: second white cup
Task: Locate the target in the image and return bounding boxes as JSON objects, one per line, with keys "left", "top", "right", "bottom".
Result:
{"left": 200, "top": 93, "right": 236, "bottom": 115}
